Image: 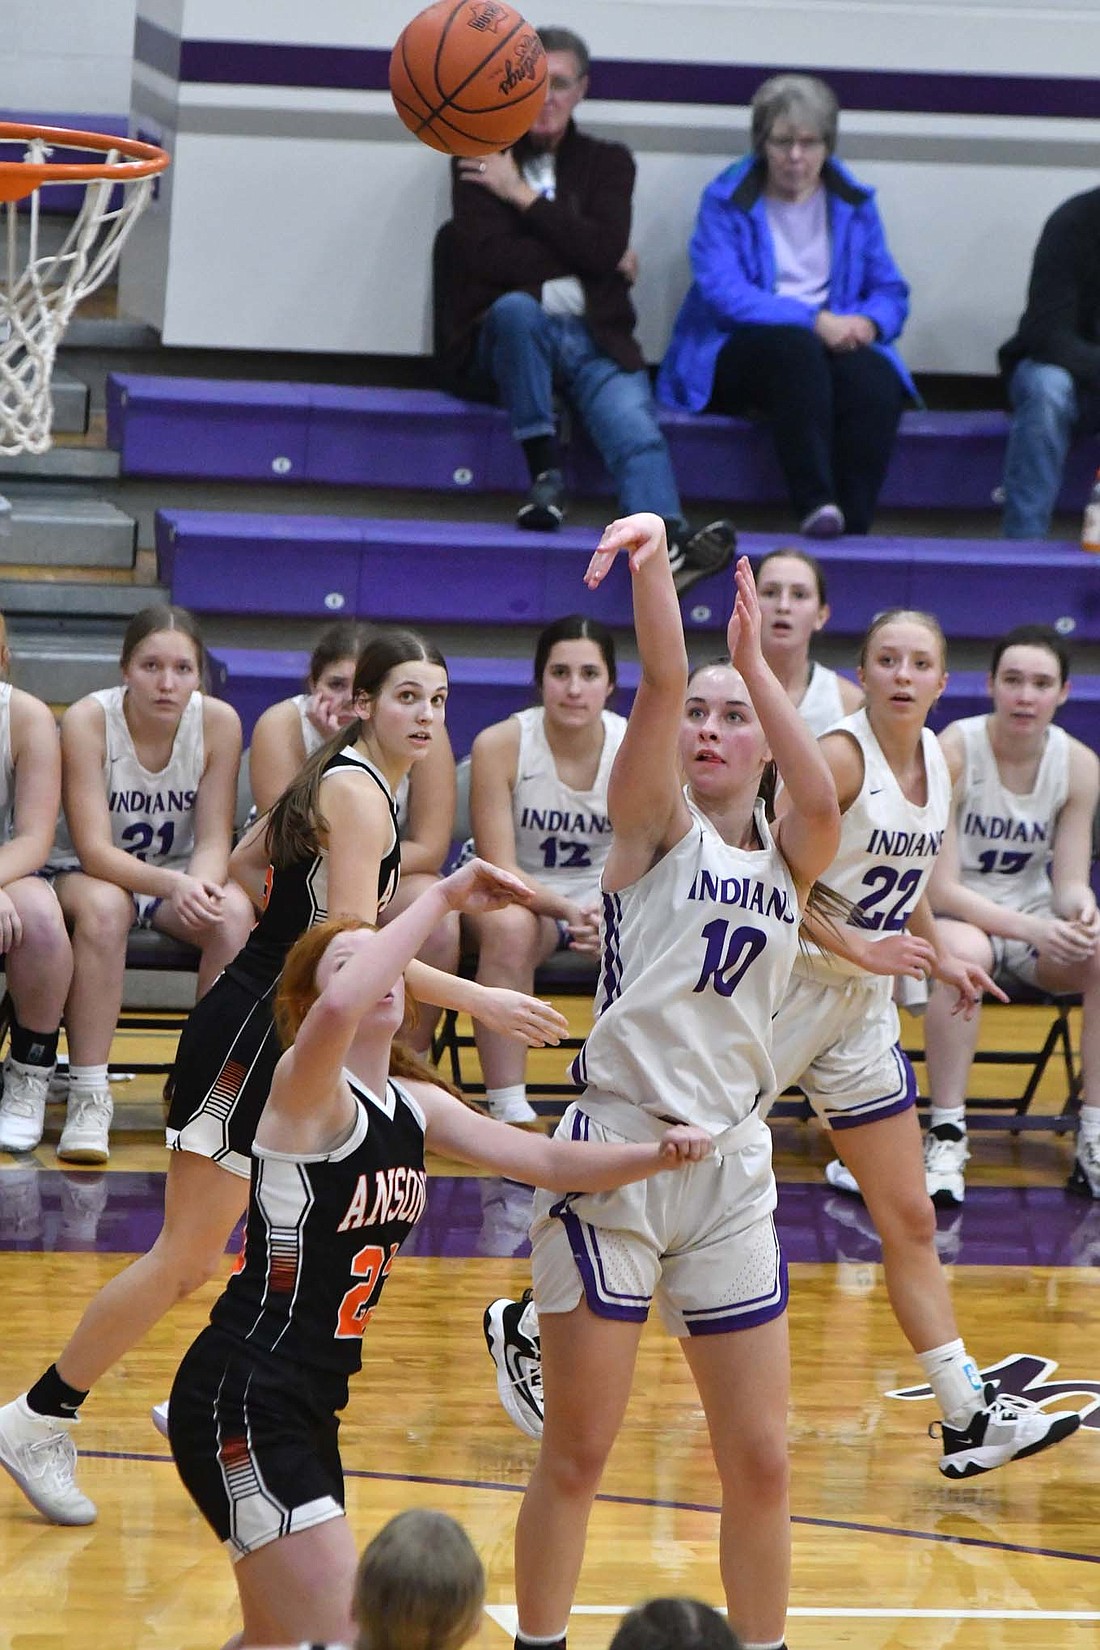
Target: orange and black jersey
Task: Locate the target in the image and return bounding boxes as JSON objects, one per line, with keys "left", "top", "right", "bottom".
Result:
{"left": 226, "top": 745, "right": 400, "bottom": 998}
{"left": 209, "top": 1073, "right": 427, "bottom": 1376}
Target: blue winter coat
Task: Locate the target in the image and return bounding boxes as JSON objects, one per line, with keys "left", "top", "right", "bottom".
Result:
{"left": 656, "top": 153, "right": 916, "bottom": 411}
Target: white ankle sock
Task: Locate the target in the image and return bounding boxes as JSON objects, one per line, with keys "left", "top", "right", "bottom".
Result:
{"left": 486, "top": 1085, "right": 527, "bottom": 1112}
{"left": 918, "top": 1338, "right": 984, "bottom": 1428}
{"left": 929, "top": 1105, "right": 967, "bottom": 1132}
{"left": 68, "top": 1065, "right": 109, "bottom": 1091}
{"left": 1078, "top": 1107, "right": 1100, "bottom": 1142}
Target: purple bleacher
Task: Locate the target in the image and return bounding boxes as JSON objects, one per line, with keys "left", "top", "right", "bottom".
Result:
{"left": 158, "top": 509, "right": 1100, "bottom": 642}
{"left": 209, "top": 648, "right": 1099, "bottom": 760}
{"left": 109, "top": 375, "right": 1100, "bottom": 512}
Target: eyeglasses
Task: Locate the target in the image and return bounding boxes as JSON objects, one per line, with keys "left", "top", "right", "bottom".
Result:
{"left": 766, "top": 134, "right": 826, "bottom": 154}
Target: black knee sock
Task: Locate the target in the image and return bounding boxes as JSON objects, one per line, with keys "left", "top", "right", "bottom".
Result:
{"left": 521, "top": 434, "right": 561, "bottom": 481}
{"left": 9, "top": 1018, "right": 60, "bottom": 1069}
{"left": 26, "top": 1364, "right": 89, "bottom": 1420}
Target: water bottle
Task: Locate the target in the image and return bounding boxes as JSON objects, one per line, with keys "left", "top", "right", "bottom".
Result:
{"left": 1082, "top": 468, "right": 1100, "bottom": 552}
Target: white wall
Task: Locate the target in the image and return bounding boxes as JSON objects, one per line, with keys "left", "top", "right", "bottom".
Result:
{"left": 1, "top": 0, "right": 138, "bottom": 113}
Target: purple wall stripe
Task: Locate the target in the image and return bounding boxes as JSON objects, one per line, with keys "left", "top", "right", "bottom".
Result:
{"left": 132, "top": 21, "right": 1098, "bottom": 121}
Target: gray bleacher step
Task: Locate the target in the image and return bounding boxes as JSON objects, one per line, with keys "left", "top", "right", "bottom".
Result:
{"left": 0, "top": 444, "right": 120, "bottom": 481}
{"left": 62, "top": 316, "right": 161, "bottom": 352}
{"left": 0, "top": 494, "right": 136, "bottom": 567}
{"left": 10, "top": 633, "right": 121, "bottom": 703}
{"left": 0, "top": 578, "right": 164, "bottom": 620}
{"left": 50, "top": 369, "right": 90, "bottom": 435}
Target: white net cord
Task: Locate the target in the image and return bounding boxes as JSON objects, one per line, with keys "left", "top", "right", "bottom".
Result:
{"left": 0, "top": 138, "right": 157, "bottom": 457}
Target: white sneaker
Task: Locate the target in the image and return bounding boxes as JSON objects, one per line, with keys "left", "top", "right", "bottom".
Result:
{"left": 0, "top": 1396, "right": 97, "bottom": 1524}
{"left": 934, "top": 1380, "right": 1081, "bottom": 1479}
{"left": 924, "top": 1125, "right": 969, "bottom": 1207}
{"left": 482, "top": 1294, "right": 543, "bottom": 1440}
{"left": 57, "top": 1087, "right": 113, "bottom": 1165}
{"left": 150, "top": 1400, "right": 170, "bottom": 1440}
{"left": 486, "top": 1092, "right": 538, "bottom": 1125}
{"left": 59, "top": 1173, "right": 109, "bottom": 1243}
{"left": 0, "top": 1059, "right": 52, "bottom": 1153}
{"left": 823, "top": 1158, "right": 861, "bottom": 1198}
{"left": 1067, "top": 1132, "right": 1100, "bottom": 1200}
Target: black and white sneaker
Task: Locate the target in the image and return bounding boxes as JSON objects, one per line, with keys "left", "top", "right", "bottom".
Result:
{"left": 932, "top": 1380, "right": 1081, "bottom": 1479}
{"left": 483, "top": 1292, "right": 543, "bottom": 1440}
{"left": 1066, "top": 1134, "right": 1100, "bottom": 1200}
{"left": 666, "top": 518, "right": 738, "bottom": 597}
{"left": 516, "top": 469, "right": 566, "bottom": 532}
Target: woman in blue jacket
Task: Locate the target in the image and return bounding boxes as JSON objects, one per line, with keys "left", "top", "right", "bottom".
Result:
{"left": 658, "top": 74, "right": 915, "bottom": 538}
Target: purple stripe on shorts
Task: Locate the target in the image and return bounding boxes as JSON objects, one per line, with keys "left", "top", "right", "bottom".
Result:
{"left": 557, "top": 1205, "right": 650, "bottom": 1323}
{"left": 684, "top": 1248, "right": 789, "bottom": 1337}
{"left": 826, "top": 1044, "right": 917, "bottom": 1132}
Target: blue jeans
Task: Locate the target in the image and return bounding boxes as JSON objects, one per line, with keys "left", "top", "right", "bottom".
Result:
{"left": 1002, "top": 359, "right": 1081, "bottom": 537}
{"left": 472, "top": 292, "right": 685, "bottom": 521}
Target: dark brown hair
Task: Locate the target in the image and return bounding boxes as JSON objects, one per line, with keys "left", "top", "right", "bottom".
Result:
{"left": 755, "top": 546, "right": 828, "bottom": 605}
{"left": 307, "top": 621, "right": 376, "bottom": 688}
{"left": 990, "top": 624, "right": 1070, "bottom": 685}
{"left": 609, "top": 1598, "right": 743, "bottom": 1650}
{"left": 266, "top": 629, "right": 447, "bottom": 869}
{"left": 534, "top": 613, "right": 617, "bottom": 691}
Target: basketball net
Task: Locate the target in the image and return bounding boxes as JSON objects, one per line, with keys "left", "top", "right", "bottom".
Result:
{"left": 0, "top": 134, "right": 162, "bottom": 457}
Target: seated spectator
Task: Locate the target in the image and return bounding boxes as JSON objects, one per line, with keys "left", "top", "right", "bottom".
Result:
{"left": 657, "top": 73, "right": 914, "bottom": 538}
{"left": 0, "top": 610, "right": 74, "bottom": 1157}
{"left": 755, "top": 547, "right": 863, "bottom": 731}
{"left": 925, "top": 624, "right": 1100, "bottom": 1204}
{"left": 467, "top": 614, "right": 624, "bottom": 1123}
{"left": 250, "top": 621, "right": 460, "bottom": 1052}
{"left": 41, "top": 605, "right": 254, "bottom": 1163}
{"left": 434, "top": 23, "right": 736, "bottom": 596}
{"left": 999, "top": 186, "right": 1100, "bottom": 538}
{"left": 609, "top": 1598, "right": 744, "bottom": 1650}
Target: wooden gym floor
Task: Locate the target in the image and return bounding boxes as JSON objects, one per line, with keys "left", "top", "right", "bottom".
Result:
{"left": 1, "top": 1002, "right": 1098, "bottom": 1650}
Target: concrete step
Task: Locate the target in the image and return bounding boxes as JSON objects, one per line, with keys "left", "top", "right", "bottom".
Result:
{"left": 0, "top": 494, "right": 136, "bottom": 567}
{"left": 8, "top": 632, "right": 120, "bottom": 704}
{"left": 0, "top": 443, "right": 120, "bottom": 481}
{"left": 51, "top": 369, "right": 90, "bottom": 435}
{"left": 0, "top": 578, "right": 165, "bottom": 621}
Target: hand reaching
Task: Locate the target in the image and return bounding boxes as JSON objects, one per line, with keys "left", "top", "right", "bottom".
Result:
{"left": 441, "top": 857, "right": 534, "bottom": 916}
{"left": 725, "top": 556, "right": 765, "bottom": 675}
{"left": 932, "top": 953, "right": 1008, "bottom": 1019}
{"left": 861, "top": 932, "right": 937, "bottom": 980}
{"left": 472, "top": 986, "right": 568, "bottom": 1047}
{"left": 584, "top": 512, "right": 669, "bottom": 590}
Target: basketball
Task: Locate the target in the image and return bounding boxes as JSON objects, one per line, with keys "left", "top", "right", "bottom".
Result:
{"left": 389, "top": 1, "right": 548, "bottom": 157}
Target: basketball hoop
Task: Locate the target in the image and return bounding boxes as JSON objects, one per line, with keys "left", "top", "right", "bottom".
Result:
{"left": 0, "top": 122, "right": 169, "bottom": 456}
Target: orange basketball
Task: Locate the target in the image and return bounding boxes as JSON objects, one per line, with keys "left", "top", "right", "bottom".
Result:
{"left": 389, "top": 1, "right": 548, "bottom": 157}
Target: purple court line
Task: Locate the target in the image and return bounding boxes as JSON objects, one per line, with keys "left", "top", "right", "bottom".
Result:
{"left": 80, "top": 1450, "right": 1100, "bottom": 1567}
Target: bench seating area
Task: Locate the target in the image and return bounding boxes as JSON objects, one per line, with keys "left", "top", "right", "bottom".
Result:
{"left": 113, "top": 374, "right": 1100, "bottom": 512}
{"left": 207, "top": 644, "right": 1100, "bottom": 759}
{"left": 163, "top": 512, "right": 1100, "bottom": 643}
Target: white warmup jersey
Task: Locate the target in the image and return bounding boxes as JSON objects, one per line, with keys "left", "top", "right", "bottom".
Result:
{"left": 52, "top": 686, "right": 204, "bottom": 871}
{"left": 572, "top": 799, "right": 800, "bottom": 1136}
{"left": 512, "top": 705, "right": 627, "bottom": 904}
{"left": 954, "top": 715, "right": 1069, "bottom": 916}
{"left": 294, "top": 693, "right": 410, "bottom": 830}
{"left": 795, "top": 708, "right": 952, "bottom": 985}
{"left": 797, "top": 662, "right": 849, "bottom": 736}
{"left": 0, "top": 683, "right": 15, "bottom": 841}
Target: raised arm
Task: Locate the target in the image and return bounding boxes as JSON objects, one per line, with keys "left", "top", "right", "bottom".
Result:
{"left": 582, "top": 514, "right": 692, "bottom": 884}
{"left": 729, "top": 560, "right": 840, "bottom": 893}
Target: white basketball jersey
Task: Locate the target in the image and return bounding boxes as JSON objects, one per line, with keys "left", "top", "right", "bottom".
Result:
{"left": 797, "top": 663, "right": 848, "bottom": 736}
{"left": 294, "top": 693, "right": 409, "bottom": 831}
{"left": 796, "top": 708, "right": 952, "bottom": 984}
{"left": 512, "top": 706, "right": 627, "bottom": 903}
{"left": 572, "top": 800, "right": 800, "bottom": 1135}
{"left": 53, "top": 685, "right": 204, "bottom": 870}
{"left": 954, "top": 715, "right": 1070, "bottom": 916}
{"left": 0, "top": 684, "right": 15, "bottom": 843}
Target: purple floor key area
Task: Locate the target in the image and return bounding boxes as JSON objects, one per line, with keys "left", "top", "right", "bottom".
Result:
{"left": 2, "top": 1169, "right": 1098, "bottom": 1269}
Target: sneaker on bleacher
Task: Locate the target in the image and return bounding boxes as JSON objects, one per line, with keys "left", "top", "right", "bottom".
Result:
{"left": 0, "top": 1058, "right": 52, "bottom": 1154}
{"left": 57, "top": 1087, "right": 113, "bottom": 1166}
{"left": 924, "top": 1123, "right": 969, "bottom": 1207}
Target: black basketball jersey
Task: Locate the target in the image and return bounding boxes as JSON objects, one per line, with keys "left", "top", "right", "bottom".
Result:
{"left": 210, "top": 1074, "right": 427, "bottom": 1375}
{"left": 227, "top": 744, "right": 401, "bottom": 996}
